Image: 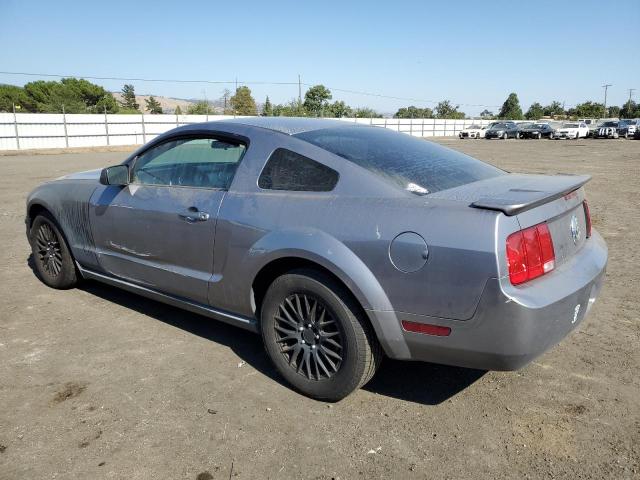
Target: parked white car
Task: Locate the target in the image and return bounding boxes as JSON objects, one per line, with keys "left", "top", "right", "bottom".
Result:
{"left": 458, "top": 124, "right": 488, "bottom": 139}
{"left": 551, "top": 122, "right": 589, "bottom": 139}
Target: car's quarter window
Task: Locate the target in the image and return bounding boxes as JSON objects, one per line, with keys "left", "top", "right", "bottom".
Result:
{"left": 258, "top": 148, "right": 339, "bottom": 192}
{"left": 294, "top": 126, "right": 504, "bottom": 195}
{"left": 131, "top": 137, "right": 246, "bottom": 189}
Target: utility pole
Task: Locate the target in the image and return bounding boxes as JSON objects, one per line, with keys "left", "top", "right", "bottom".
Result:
{"left": 628, "top": 88, "right": 636, "bottom": 108}
{"left": 602, "top": 84, "right": 612, "bottom": 118}
{"left": 298, "top": 74, "right": 302, "bottom": 109}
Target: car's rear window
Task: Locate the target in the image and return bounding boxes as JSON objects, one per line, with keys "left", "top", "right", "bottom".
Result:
{"left": 294, "top": 126, "right": 505, "bottom": 195}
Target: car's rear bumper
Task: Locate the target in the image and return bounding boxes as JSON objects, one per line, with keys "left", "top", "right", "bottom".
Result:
{"left": 369, "top": 230, "right": 607, "bottom": 370}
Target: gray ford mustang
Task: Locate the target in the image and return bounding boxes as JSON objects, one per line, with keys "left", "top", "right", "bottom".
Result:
{"left": 26, "top": 117, "right": 607, "bottom": 400}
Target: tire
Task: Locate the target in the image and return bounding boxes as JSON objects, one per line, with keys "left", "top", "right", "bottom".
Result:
{"left": 260, "top": 269, "right": 382, "bottom": 401}
{"left": 537, "top": 132, "right": 542, "bottom": 140}
{"left": 516, "top": 132, "right": 521, "bottom": 139}
{"left": 502, "top": 132, "right": 508, "bottom": 140}
{"left": 29, "top": 212, "right": 78, "bottom": 289}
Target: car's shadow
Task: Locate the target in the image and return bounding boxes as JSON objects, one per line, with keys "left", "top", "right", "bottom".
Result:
{"left": 28, "top": 255, "right": 485, "bottom": 405}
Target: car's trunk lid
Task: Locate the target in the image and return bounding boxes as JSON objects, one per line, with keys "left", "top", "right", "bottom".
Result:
{"left": 430, "top": 173, "right": 591, "bottom": 269}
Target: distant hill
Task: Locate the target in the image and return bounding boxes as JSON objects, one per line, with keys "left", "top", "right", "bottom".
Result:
{"left": 111, "top": 92, "right": 199, "bottom": 114}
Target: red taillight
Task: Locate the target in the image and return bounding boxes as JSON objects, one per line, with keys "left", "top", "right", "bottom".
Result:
{"left": 401, "top": 320, "right": 451, "bottom": 336}
{"left": 583, "top": 200, "right": 592, "bottom": 238}
{"left": 506, "top": 223, "right": 555, "bottom": 285}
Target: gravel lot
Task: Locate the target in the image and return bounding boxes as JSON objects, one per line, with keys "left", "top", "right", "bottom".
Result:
{"left": 0, "top": 138, "right": 638, "bottom": 479}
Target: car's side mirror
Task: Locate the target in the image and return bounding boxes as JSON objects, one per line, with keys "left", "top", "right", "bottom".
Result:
{"left": 100, "top": 165, "right": 129, "bottom": 186}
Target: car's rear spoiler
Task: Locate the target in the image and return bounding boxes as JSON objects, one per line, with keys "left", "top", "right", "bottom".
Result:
{"left": 469, "top": 174, "right": 591, "bottom": 216}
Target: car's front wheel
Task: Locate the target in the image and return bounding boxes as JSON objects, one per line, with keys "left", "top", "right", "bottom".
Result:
{"left": 29, "top": 213, "right": 78, "bottom": 289}
{"left": 260, "top": 269, "right": 382, "bottom": 401}
{"left": 502, "top": 132, "right": 508, "bottom": 140}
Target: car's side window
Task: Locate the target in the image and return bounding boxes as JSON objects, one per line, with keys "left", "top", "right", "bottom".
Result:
{"left": 132, "top": 137, "right": 246, "bottom": 189}
{"left": 258, "top": 148, "right": 339, "bottom": 192}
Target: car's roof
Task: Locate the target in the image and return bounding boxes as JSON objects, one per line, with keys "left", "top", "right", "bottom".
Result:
{"left": 219, "top": 116, "right": 361, "bottom": 135}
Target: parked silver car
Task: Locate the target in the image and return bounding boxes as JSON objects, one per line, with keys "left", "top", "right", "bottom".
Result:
{"left": 26, "top": 118, "right": 607, "bottom": 400}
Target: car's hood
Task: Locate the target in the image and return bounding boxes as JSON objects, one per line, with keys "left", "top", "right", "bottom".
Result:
{"left": 56, "top": 168, "right": 102, "bottom": 181}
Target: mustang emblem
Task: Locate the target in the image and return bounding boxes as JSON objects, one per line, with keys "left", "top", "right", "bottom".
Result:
{"left": 570, "top": 214, "right": 581, "bottom": 244}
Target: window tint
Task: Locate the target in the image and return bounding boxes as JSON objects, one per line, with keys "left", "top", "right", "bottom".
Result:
{"left": 294, "top": 126, "right": 504, "bottom": 195}
{"left": 132, "top": 137, "right": 245, "bottom": 189}
{"left": 258, "top": 148, "right": 338, "bottom": 192}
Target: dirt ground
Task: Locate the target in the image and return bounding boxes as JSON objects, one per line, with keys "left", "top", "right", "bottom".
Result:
{"left": 0, "top": 138, "right": 638, "bottom": 479}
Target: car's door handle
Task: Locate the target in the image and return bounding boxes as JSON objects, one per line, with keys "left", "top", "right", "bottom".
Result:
{"left": 178, "top": 207, "right": 210, "bottom": 223}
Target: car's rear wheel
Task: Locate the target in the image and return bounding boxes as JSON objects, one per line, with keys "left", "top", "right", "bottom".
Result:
{"left": 260, "top": 269, "right": 382, "bottom": 401}
{"left": 516, "top": 132, "right": 521, "bottom": 139}
{"left": 29, "top": 213, "right": 78, "bottom": 289}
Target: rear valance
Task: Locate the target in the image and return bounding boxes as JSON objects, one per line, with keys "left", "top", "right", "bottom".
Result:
{"left": 469, "top": 174, "right": 591, "bottom": 216}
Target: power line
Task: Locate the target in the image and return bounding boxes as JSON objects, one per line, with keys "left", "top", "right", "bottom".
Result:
{"left": 1, "top": 69, "right": 591, "bottom": 110}
{"left": 0, "top": 70, "right": 298, "bottom": 86}
{"left": 304, "top": 83, "right": 501, "bottom": 108}
{"left": 0, "top": 70, "right": 503, "bottom": 109}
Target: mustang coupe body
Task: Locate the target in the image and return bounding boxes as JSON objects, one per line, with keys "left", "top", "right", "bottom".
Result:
{"left": 26, "top": 118, "right": 608, "bottom": 400}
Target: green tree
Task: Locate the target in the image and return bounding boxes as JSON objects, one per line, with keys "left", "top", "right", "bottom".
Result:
{"left": 435, "top": 100, "right": 465, "bottom": 119}
{"left": 303, "top": 84, "right": 332, "bottom": 116}
{"left": 568, "top": 101, "right": 605, "bottom": 119}
{"left": 0, "top": 85, "right": 29, "bottom": 112}
{"left": 525, "top": 102, "right": 544, "bottom": 120}
{"left": 498, "top": 93, "right": 523, "bottom": 120}
{"left": 607, "top": 105, "right": 620, "bottom": 117}
{"left": 353, "top": 107, "right": 382, "bottom": 118}
{"left": 174, "top": 105, "right": 182, "bottom": 115}
{"left": 230, "top": 86, "right": 257, "bottom": 115}
{"left": 272, "top": 99, "right": 306, "bottom": 117}
{"left": 394, "top": 106, "right": 433, "bottom": 118}
{"left": 19, "top": 78, "right": 118, "bottom": 113}
{"left": 480, "top": 109, "right": 494, "bottom": 119}
{"left": 120, "top": 84, "right": 139, "bottom": 111}
{"left": 543, "top": 101, "right": 564, "bottom": 117}
{"left": 326, "top": 100, "right": 353, "bottom": 118}
{"left": 620, "top": 100, "right": 639, "bottom": 118}
{"left": 145, "top": 96, "right": 163, "bottom": 114}
{"left": 262, "top": 96, "right": 273, "bottom": 116}
{"left": 187, "top": 101, "right": 210, "bottom": 115}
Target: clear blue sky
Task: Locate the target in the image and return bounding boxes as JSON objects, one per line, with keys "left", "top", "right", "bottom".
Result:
{"left": 1, "top": 0, "right": 638, "bottom": 116}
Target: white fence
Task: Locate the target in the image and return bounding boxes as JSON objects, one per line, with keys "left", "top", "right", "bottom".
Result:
{"left": 0, "top": 113, "right": 495, "bottom": 151}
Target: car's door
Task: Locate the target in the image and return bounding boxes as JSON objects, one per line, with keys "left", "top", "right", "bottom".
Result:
{"left": 89, "top": 135, "right": 246, "bottom": 304}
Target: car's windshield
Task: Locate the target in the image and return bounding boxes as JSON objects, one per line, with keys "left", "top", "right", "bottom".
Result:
{"left": 467, "top": 125, "right": 482, "bottom": 129}
{"left": 601, "top": 121, "right": 618, "bottom": 127}
{"left": 563, "top": 123, "right": 579, "bottom": 128}
{"left": 294, "top": 126, "right": 505, "bottom": 195}
{"left": 489, "top": 123, "right": 509, "bottom": 129}
{"left": 519, "top": 123, "right": 534, "bottom": 128}
{"left": 533, "top": 124, "right": 546, "bottom": 129}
